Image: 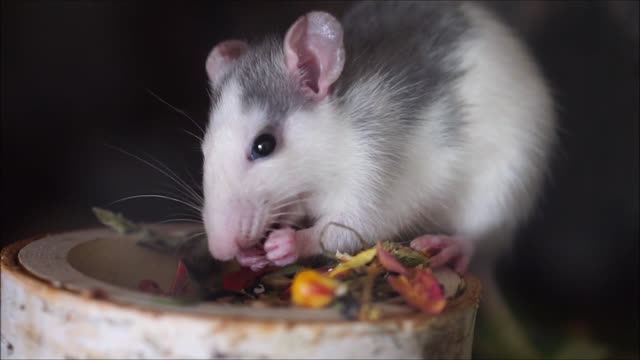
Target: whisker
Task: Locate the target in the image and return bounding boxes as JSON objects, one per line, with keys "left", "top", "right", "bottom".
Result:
{"left": 182, "top": 231, "right": 207, "bottom": 242}
{"left": 145, "top": 88, "right": 205, "bottom": 135}
{"left": 106, "top": 145, "right": 204, "bottom": 206}
{"left": 140, "top": 150, "right": 204, "bottom": 204}
{"left": 262, "top": 223, "right": 302, "bottom": 235}
{"left": 266, "top": 211, "right": 305, "bottom": 220}
{"left": 263, "top": 227, "right": 279, "bottom": 234}
{"left": 146, "top": 188, "right": 202, "bottom": 220}
{"left": 264, "top": 219, "right": 301, "bottom": 229}
{"left": 155, "top": 219, "right": 204, "bottom": 225}
{"left": 182, "top": 166, "right": 203, "bottom": 195}
{"left": 156, "top": 185, "right": 203, "bottom": 212}
{"left": 271, "top": 194, "right": 310, "bottom": 212}
{"left": 183, "top": 129, "right": 204, "bottom": 143}
{"left": 163, "top": 207, "right": 201, "bottom": 220}
{"left": 165, "top": 212, "right": 203, "bottom": 221}
{"left": 109, "top": 194, "right": 202, "bottom": 213}
{"left": 270, "top": 191, "right": 302, "bottom": 204}
{"left": 164, "top": 213, "right": 202, "bottom": 224}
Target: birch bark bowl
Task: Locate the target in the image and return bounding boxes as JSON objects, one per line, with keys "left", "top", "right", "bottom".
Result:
{"left": 1, "top": 225, "right": 481, "bottom": 359}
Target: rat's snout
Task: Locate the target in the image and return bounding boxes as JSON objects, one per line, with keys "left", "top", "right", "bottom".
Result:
{"left": 203, "top": 199, "right": 260, "bottom": 261}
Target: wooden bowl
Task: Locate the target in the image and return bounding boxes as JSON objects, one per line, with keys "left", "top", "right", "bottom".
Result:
{"left": 1, "top": 225, "right": 481, "bottom": 359}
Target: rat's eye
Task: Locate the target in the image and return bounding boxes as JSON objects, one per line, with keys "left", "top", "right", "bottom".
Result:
{"left": 250, "top": 133, "right": 276, "bottom": 160}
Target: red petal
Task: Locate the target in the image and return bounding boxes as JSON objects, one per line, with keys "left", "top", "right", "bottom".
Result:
{"left": 138, "top": 279, "right": 166, "bottom": 295}
{"left": 168, "top": 260, "right": 190, "bottom": 296}
{"left": 223, "top": 267, "right": 271, "bottom": 292}
{"left": 280, "top": 286, "right": 292, "bottom": 301}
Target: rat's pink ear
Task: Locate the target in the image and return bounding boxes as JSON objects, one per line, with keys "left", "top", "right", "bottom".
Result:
{"left": 206, "top": 40, "right": 249, "bottom": 84}
{"left": 284, "top": 11, "right": 345, "bottom": 101}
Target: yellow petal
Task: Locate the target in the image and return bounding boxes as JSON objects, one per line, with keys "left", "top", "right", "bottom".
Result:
{"left": 329, "top": 247, "right": 378, "bottom": 278}
{"left": 291, "top": 270, "right": 342, "bottom": 308}
{"left": 335, "top": 250, "right": 353, "bottom": 262}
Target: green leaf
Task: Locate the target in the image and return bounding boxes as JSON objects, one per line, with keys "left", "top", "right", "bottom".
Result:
{"left": 92, "top": 207, "right": 141, "bottom": 234}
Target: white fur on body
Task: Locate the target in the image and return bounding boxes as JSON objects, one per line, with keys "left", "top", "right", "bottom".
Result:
{"left": 201, "top": 2, "right": 555, "bottom": 267}
{"left": 289, "top": 2, "right": 554, "bottom": 259}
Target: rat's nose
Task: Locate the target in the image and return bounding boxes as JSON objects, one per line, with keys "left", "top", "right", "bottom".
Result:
{"left": 229, "top": 200, "right": 259, "bottom": 249}
{"left": 203, "top": 199, "right": 256, "bottom": 260}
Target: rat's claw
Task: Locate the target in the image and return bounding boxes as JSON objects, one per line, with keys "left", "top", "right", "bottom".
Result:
{"left": 250, "top": 261, "right": 270, "bottom": 272}
{"left": 236, "top": 246, "right": 269, "bottom": 270}
{"left": 410, "top": 235, "right": 471, "bottom": 274}
{"left": 264, "top": 227, "right": 299, "bottom": 267}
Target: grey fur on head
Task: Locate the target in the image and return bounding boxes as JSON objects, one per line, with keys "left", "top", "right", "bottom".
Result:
{"left": 212, "top": 1, "right": 473, "bottom": 151}
{"left": 236, "top": 37, "right": 311, "bottom": 124}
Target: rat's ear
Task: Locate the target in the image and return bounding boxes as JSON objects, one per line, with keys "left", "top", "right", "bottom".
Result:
{"left": 284, "top": 11, "right": 345, "bottom": 101}
{"left": 206, "top": 40, "right": 249, "bottom": 84}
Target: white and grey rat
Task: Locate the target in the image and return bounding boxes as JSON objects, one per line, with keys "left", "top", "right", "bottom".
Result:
{"left": 201, "top": 0, "right": 555, "bottom": 273}
{"left": 201, "top": 2, "right": 555, "bottom": 353}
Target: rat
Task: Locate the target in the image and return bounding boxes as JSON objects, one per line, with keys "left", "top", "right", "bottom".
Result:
{"left": 201, "top": 0, "right": 555, "bottom": 273}
{"left": 201, "top": 1, "right": 555, "bottom": 354}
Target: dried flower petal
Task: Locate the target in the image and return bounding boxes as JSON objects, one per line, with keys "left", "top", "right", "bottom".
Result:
{"left": 138, "top": 260, "right": 190, "bottom": 296}
{"left": 260, "top": 274, "right": 293, "bottom": 289}
{"left": 376, "top": 242, "right": 410, "bottom": 275}
{"left": 138, "top": 279, "right": 165, "bottom": 295}
{"left": 359, "top": 304, "right": 382, "bottom": 321}
{"left": 260, "top": 264, "right": 304, "bottom": 289}
{"left": 223, "top": 267, "right": 270, "bottom": 292}
{"left": 101, "top": 205, "right": 457, "bottom": 315}
{"left": 387, "top": 268, "right": 447, "bottom": 315}
{"left": 279, "top": 286, "right": 292, "bottom": 301}
{"left": 291, "top": 270, "right": 343, "bottom": 308}
{"left": 329, "top": 247, "right": 377, "bottom": 278}
{"left": 358, "top": 263, "right": 384, "bottom": 321}
{"left": 168, "top": 260, "right": 190, "bottom": 296}
{"left": 380, "top": 241, "right": 430, "bottom": 268}
{"left": 335, "top": 250, "right": 353, "bottom": 261}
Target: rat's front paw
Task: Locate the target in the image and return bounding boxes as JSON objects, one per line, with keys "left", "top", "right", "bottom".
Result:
{"left": 236, "top": 246, "right": 270, "bottom": 271}
{"left": 410, "top": 235, "right": 472, "bottom": 274}
{"left": 264, "top": 227, "right": 299, "bottom": 267}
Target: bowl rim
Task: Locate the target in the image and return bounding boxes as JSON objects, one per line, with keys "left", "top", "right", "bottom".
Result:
{"left": 1, "top": 226, "right": 482, "bottom": 327}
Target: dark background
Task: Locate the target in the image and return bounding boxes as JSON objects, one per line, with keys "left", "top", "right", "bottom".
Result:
{"left": 2, "top": 0, "right": 638, "bottom": 358}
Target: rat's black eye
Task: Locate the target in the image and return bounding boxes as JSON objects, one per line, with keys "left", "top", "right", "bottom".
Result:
{"left": 250, "top": 133, "right": 276, "bottom": 160}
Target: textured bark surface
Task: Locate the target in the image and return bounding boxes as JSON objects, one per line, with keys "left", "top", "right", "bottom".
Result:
{"left": 1, "top": 229, "right": 481, "bottom": 359}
